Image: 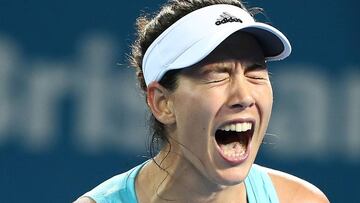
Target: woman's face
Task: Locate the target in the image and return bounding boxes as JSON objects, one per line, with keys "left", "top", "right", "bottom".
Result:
{"left": 167, "top": 32, "right": 273, "bottom": 186}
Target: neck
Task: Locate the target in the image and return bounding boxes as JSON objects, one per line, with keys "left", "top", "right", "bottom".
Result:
{"left": 136, "top": 146, "right": 247, "bottom": 203}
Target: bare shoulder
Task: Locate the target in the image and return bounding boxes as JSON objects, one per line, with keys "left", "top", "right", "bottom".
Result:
{"left": 73, "top": 197, "right": 96, "bottom": 203}
{"left": 262, "top": 166, "right": 329, "bottom": 203}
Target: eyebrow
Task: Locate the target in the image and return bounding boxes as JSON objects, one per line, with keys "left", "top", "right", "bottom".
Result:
{"left": 244, "top": 62, "right": 267, "bottom": 71}
{"left": 194, "top": 60, "right": 267, "bottom": 74}
{"left": 207, "top": 63, "right": 233, "bottom": 71}
{"left": 195, "top": 62, "right": 232, "bottom": 74}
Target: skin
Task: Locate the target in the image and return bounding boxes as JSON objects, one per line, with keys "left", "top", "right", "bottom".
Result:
{"left": 75, "top": 32, "right": 329, "bottom": 203}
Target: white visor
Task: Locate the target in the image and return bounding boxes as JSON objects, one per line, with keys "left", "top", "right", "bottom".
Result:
{"left": 143, "top": 4, "right": 292, "bottom": 86}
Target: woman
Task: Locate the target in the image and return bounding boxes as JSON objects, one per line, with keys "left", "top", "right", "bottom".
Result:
{"left": 76, "top": 0, "right": 329, "bottom": 202}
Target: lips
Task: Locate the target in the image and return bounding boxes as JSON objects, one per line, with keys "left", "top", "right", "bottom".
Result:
{"left": 215, "top": 120, "right": 255, "bottom": 165}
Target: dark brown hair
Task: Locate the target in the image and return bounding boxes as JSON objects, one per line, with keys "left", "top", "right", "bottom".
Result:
{"left": 129, "top": 0, "right": 262, "bottom": 157}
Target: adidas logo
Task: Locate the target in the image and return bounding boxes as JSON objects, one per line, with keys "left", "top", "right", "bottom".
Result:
{"left": 215, "top": 12, "right": 242, "bottom": 25}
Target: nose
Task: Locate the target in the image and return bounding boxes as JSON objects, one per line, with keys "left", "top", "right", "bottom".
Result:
{"left": 226, "top": 77, "right": 255, "bottom": 110}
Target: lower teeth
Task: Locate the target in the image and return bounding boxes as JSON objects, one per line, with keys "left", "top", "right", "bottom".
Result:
{"left": 221, "top": 142, "right": 246, "bottom": 158}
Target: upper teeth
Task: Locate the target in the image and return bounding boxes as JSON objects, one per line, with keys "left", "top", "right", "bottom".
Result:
{"left": 220, "top": 122, "right": 252, "bottom": 132}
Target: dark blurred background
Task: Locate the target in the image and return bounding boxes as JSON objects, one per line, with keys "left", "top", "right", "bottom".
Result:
{"left": 0, "top": 0, "right": 359, "bottom": 202}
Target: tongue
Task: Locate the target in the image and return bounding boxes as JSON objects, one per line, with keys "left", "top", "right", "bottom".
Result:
{"left": 219, "top": 141, "right": 246, "bottom": 158}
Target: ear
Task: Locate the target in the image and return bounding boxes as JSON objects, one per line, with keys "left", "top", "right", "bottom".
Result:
{"left": 146, "top": 82, "right": 176, "bottom": 125}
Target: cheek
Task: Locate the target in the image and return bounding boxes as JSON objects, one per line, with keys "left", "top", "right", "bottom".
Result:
{"left": 172, "top": 88, "right": 224, "bottom": 143}
{"left": 254, "top": 83, "right": 273, "bottom": 124}
{"left": 174, "top": 91, "right": 220, "bottom": 129}
{"left": 264, "top": 84, "right": 273, "bottom": 111}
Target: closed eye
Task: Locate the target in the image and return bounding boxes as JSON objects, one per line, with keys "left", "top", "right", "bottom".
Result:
{"left": 205, "top": 77, "right": 229, "bottom": 84}
{"left": 245, "top": 63, "right": 269, "bottom": 80}
{"left": 203, "top": 72, "right": 230, "bottom": 83}
{"left": 200, "top": 65, "right": 231, "bottom": 84}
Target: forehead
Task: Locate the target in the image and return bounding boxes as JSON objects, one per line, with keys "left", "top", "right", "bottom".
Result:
{"left": 198, "top": 31, "right": 265, "bottom": 66}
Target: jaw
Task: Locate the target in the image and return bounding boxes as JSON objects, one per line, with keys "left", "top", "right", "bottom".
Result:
{"left": 158, "top": 111, "right": 268, "bottom": 188}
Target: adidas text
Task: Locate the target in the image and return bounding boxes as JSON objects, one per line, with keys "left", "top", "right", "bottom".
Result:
{"left": 215, "top": 17, "right": 242, "bottom": 25}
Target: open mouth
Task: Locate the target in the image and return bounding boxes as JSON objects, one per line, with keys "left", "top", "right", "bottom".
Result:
{"left": 215, "top": 122, "right": 254, "bottom": 164}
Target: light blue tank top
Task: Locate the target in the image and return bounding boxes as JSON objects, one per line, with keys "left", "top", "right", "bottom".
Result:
{"left": 82, "top": 162, "right": 279, "bottom": 203}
